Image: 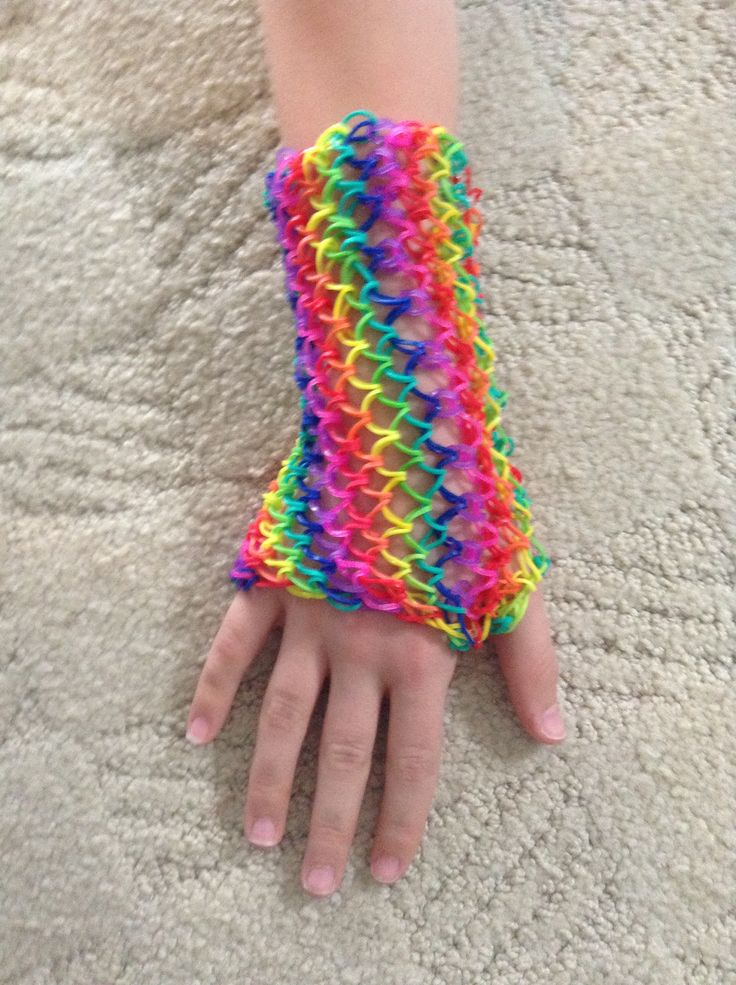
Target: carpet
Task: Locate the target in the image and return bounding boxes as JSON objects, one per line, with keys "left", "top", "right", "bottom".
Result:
{"left": 1, "top": 1, "right": 734, "bottom": 982}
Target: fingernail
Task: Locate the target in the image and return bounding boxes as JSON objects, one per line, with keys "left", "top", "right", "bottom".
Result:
{"left": 540, "top": 704, "right": 566, "bottom": 741}
{"left": 372, "top": 856, "right": 402, "bottom": 883}
{"left": 304, "top": 865, "right": 336, "bottom": 896}
{"left": 186, "top": 716, "right": 209, "bottom": 744}
{"left": 249, "top": 817, "right": 279, "bottom": 847}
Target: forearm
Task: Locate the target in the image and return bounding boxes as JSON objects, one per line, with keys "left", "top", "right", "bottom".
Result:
{"left": 233, "top": 3, "right": 550, "bottom": 647}
{"left": 256, "top": 0, "right": 459, "bottom": 147}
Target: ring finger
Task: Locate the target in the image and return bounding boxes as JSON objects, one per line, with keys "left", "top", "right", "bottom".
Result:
{"left": 244, "top": 615, "right": 327, "bottom": 848}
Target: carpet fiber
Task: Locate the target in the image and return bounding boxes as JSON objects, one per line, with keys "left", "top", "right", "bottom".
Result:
{"left": 2, "top": 1, "right": 734, "bottom": 982}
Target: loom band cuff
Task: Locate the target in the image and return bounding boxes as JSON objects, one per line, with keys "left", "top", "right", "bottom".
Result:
{"left": 432, "top": 535, "right": 465, "bottom": 571}
{"left": 371, "top": 400, "right": 428, "bottom": 443}
{"left": 386, "top": 335, "right": 427, "bottom": 363}
{"left": 355, "top": 320, "right": 398, "bottom": 361}
{"left": 289, "top": 567, "right": 326, "bottom": 594}
{"left": 387, "top": 344, "right": 434, "bottom": 384}
{"left": 422, "top": 435, "right": 464, "bottom": 471}
{"left": 321, "top": 174, "right": 366, "bottom": 211}
{"left": 392, "top": 506, "right": 438, "bottom": 548}
{"left": 349, "top": 307, "right": 387, "bottom": 344}
{"left": 341, "top": 136, "right": 382, "bottom": 174}
{"left": 492, "top": 431, "right": 515, "bottom": 458}
{"left": 457, "top": 490, "right": 487, "bottom": 524}
{"left": 357, "top": 596, "right": 405, "bottom": 616}
{"left": 401, "top": 571, "right": 444, "bottom": 607}
{"left": 354, "top": 196, "right": 384, "bottom": 233}
{"left": 336, "top": 109, "right": 378, "bottom": 144}
{"left": 310, "top": 234, "right": 344, "bottom": 273}
{"left": 321, "top": 554, "right": 365, "bottom": 587}
{"left": 424, "top": 580, "right": 468, "bottom": 621}
{"left": 425, "top": 387, "right": 464, "bottom": 419}
{"left": 341, "top": 539, "right": 393, "bottom": 573}
{"left": 396, "top": 446, "right": 445, "bottom": 499}
{"left": 293, "top": 556, "right": 332, "bottom": 587}
{"left": 446, "top": 578, "right": 486, "bottom": 619}
{"left": 416, "top": 393, "right": 445, "bottom": 426}
{"left": 414, "top": 339, "right": 456, "bottom": 372}
{"left": 389, "top": 419, "right": 439, "bottom": 463}
{"left": 354, "top": 418, "right": 403, "bottom": 455}
{"left": 377, "top": 551, "right": 417, "bottom": 587}
{"left": 513, "top": 550, "right": 549, "bottom": 587}
{"left": 304, "top": 197, "right": 340, "bottom": 233}
{"left": 323, "top": 587, "right": 363, "bottom": 610}
{"left": 485, "top": 381, "right": 508, "bottom": 412}
{"left": 379, "top": 119, "right": 418, "bottom": 151}
{"left": 385, "top": 588, "right": 445, "bottom": 619}
{"left": 331, "top": 554, "right": 389, "bottom": 585}
{"left": 414, "top": 527, "right": 454, "bottom": 577}
{"left": 349, "top": 572, "right": 414, "bottom": 610}
{"left": 432, "top": 588, "right": 472, "bottom": 628}
{"left": 434, "top": 222, "right": 468, "bottom": 266}
{"left": 362, "top": 235, "right": 416, "bottom": 280}
{"left": 394, "top": 478, "right": 437, "bottom": 517}
{"left": 377, "top": 499, "right": 415, "bottom": 535}
{"left": 407, "top": 565, "right": 449, "bottom": 606}
{"left": 449, "top": 445, "right": 479, "bottom": 471}
{"left": 452, "top": 410, "right": 487, "bottom": 447}
{"left": 487, "top": 452, "right": 528, "bottom": 509}
{"left": 321, "top": 207, "right": 365, "bottom": 240}
{"left": 397, "top": 540, "right": 446, "bottom": 587}
{"left": 343, "top": 365, "right": 383, "bottom": 400}
{"left": 375, "top": 552, "right": 414, "bottom": 584}
{"left": 330, "top": 231, "right": 371, "bottom": 264}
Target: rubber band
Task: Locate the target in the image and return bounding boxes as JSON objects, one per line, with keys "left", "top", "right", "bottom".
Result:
{"left": 229, "top": 110, "right": 551, "bottom": 651}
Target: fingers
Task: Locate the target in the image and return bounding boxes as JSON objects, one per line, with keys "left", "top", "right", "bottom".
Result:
{"left": 492, "top": 589, "right": 567, "bottom": 744}
{"left": 244, "top": 610, "right": 327, "bottom": 849}
{"left": 300, "top": 656, "right": 383, "bottom": 897}
{"left": 369, "top": 641, "right": 452, "bottom": 886}
{"left": 186, "top": 587, "right": 281, "bottom": 745}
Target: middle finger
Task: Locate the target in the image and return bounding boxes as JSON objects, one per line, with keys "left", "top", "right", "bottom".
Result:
{"left": 301, "top": 658, "right": 383, "bottom": 897}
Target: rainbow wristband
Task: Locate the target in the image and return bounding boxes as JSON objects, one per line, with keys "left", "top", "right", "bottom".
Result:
{"left": 229, "top": 110, "right": 551, "bottom": 651}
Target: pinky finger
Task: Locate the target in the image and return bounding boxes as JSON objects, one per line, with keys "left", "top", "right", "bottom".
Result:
{"left": 186, "top": 587, "right": 281, "bottom": 745}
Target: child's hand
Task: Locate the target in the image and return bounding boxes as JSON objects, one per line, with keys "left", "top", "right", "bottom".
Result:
{"left": 185, "top": 585, "right": 564, "bottom": 897}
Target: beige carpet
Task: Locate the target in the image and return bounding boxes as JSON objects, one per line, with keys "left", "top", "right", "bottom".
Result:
{"left": 2, "top": 1, "right": 734, "bottom": 982}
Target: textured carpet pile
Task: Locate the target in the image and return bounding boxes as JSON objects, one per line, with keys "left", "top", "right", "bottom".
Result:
{"left": 1, "top": 1, "right": 734, "bottom": 983}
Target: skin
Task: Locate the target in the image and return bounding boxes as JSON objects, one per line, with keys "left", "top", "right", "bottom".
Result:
{"left": 186, "top": 0, "right": 566, "bottom": 898}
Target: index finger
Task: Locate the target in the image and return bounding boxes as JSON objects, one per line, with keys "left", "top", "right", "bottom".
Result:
{"left": 369, "top": 642, "right": 454, "bottom": 884}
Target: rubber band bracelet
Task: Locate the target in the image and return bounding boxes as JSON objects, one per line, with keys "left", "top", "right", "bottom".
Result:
{"left": 229, "top": 110, "right": 551, "bottom": 651}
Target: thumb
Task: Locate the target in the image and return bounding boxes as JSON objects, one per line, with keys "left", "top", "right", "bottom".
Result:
{"left": 492, "top": 589, "right": 567, "bottom": 744}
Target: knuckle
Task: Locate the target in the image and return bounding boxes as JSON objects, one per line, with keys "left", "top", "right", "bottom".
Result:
{"left": 313, "top": 806, "right": 350, "bottom": 840}
{"left": 392, "top": 744, "right": 437, "bottom": 784}
{"left": 387, "top": 812, "right": 423, "bottom": 840}
{"left": 200, "top": 640, "right": 238, "bottom": 693}
{"left": 211, "top": 623, "right": 241, "bottom": 667}
{"left": 248, "top": 755, "right": 282, "bottom": 793}
{"left": 380, "top": 812, "right": 426, "bottom": 851}
{"left": 332, "top": 613, "right": 375, "bottom": 657}
{"left": 396, "top": 652, "right": 431, "bottom": 689}
{"left": 199, "top": 660, "right": 228, "bottom": 695}
{"left": 261, "top": 686, "right": 305, "bottom": 734}
{"left": 323, "top": 733, "right": 372, "bottom": 772}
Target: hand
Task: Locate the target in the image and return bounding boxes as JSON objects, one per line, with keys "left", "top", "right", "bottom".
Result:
{"left": 185, "top": 585, "right": 564, "bottom": 897}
